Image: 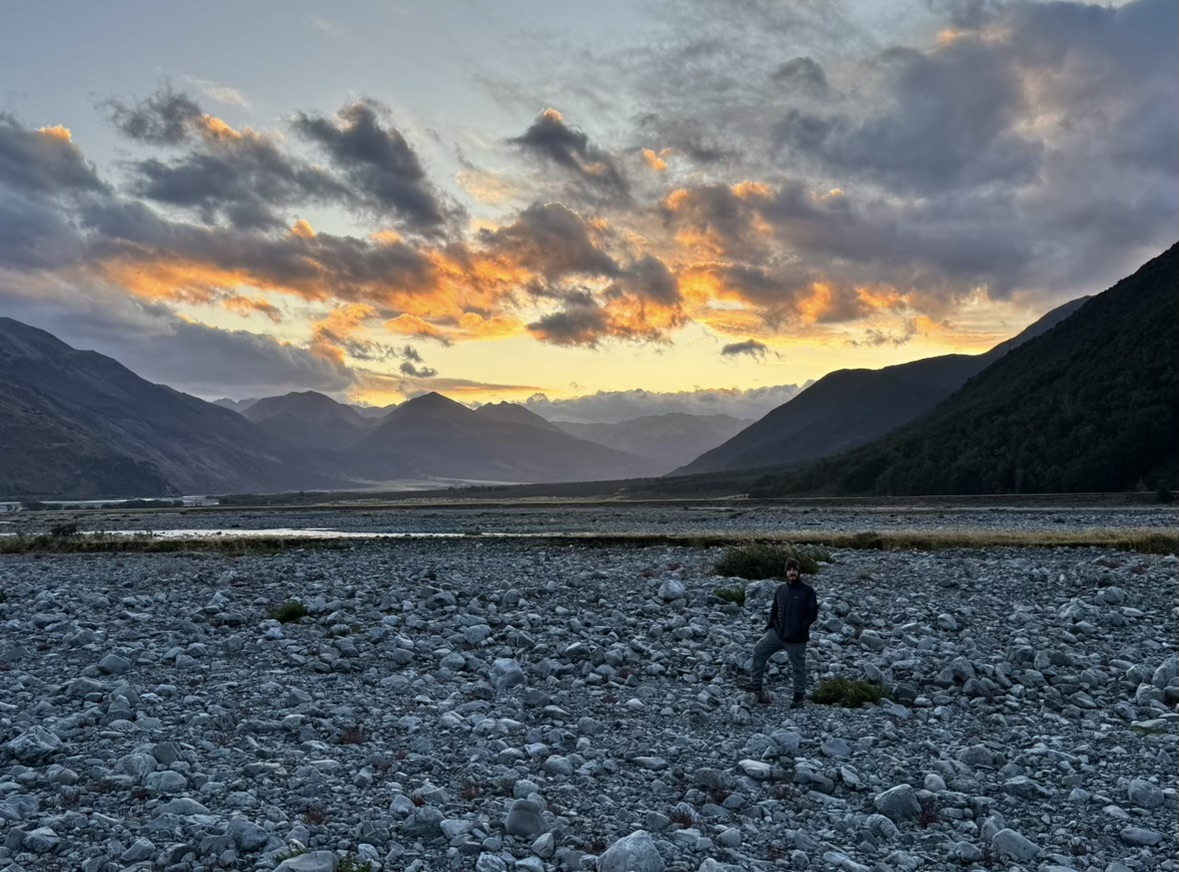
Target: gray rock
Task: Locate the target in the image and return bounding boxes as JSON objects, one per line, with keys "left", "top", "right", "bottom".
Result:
{"left": 4, "top": 726, "right": 63, "bottom": 763}
{"left": 157, "top": 797, "right": 210, "bottom": 815}
{"left": 227, "top": 817, "right": 270, "bottom": 851}
{"left": 821, "top": 738, "right": 850, "bottom": 758}
{"left": 598, "top": 830, "right": 665, "bottom": 872}
{"left": 874, "top": 784, "right": 920, "bottom": 823}
{"left": 491, "top": 658, "right": 526, "bottom": 690}
{"left": 991, "top": 828, "right": 1040, "bottom": 861}
{"left": 658, "top": 578, "right": 686, "bottom": 600}
{"left": 865, "top": 814, "right": 899, "bottom": 839}
{"left": 1126, "top": 779, "right": 1164, "bottom": 808}
{"left": 476, "top": 855, "right": 508, "bottom": 872}
{"left": 1119, "top": 827, "right": 1164, "bottom": 847}
{"left": 98, "top": 653, "right": 132, "bottom": 674}
{"left": 505, "top": 798, "right": 547, "bottom": 837}
{"left": 950, "top": 841, "right": 983, "bottom": 863}
{"left": 404, "top": 806, "right": 445, "bottom": 840}
{"left": 121, "top": 837, "right": 156, "bottom": 862}
{"left": 1003, "top": 775, "right": 1052, "bottom": 800}
{"left": 22, "top": 826, "right": 60, "bottom": 853}
{"left": 276, "top": 851, "right": 339, "bottom": 871}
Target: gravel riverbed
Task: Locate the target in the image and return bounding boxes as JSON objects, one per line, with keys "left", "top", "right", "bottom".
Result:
{"left": 0, "top": 507, "right": 1176, "bottom": 872}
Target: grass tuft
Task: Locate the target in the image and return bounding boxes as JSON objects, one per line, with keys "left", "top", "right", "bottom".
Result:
{"left": 813, "top": 677, "right": 884, "bottom": 707}
{"left": 713, "top": 585, "right": 747, "bottom": 606}
{"left": 268, "top": 600, "right": 310, "bottom": 624}
{"left": 713, "top": 540, "right": 830, "bottom": 579}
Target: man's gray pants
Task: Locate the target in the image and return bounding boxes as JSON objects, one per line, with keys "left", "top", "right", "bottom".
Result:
{"left": 751, "top": 630, "right": 807, "bottom": 691}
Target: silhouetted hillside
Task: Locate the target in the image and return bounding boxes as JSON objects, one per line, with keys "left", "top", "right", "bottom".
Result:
{"left": 558, "top": 413, "right": 752, "bottom": 472}
{"left": 349, "top": 393, "right": 660, "bottom": 482}
{"left": 750, "top": 244, "right": 1179, "bottom": 496}
{"left": 677, "top": 297, "right": 1086, "bottom": 475}
{"left": 0, "top": 319, "right": 348, "bottom": 498}
{"left": 243, "top": 391, "right": 372, "bottom": 450}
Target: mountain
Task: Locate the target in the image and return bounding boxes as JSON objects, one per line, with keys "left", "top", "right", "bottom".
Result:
{"left": 749, "top": 243, "right": 1179, "bottom": 496}
{"left": 348, "top": 392, "right": 660, "bottom": 482}
{"left": 476, "top": 401, "right": 565, "bottom": 432}
{"left": 557, "top": 413, "right": 753, "bottom": 473}
{"left": 675, "top": 296, "right": 1088, "bottom": 476}
{"left": 213, "top": 397, "right": 258, "bottom": 413}
{"left": 0, "top": 319, "right": 347, "bottom": 499}
{"left": 242, "top": 391, "right": 372, "bottom": 450}
{"left": 0, "top": 374, "right": 178, "bottom": 499}
{"left": 351, "top": 402, "right": 398, "bottom": 419}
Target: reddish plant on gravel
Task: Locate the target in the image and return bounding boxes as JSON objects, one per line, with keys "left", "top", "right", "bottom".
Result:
{"left": 459, "top": 779, "right": 480, "bottom": 801}
{"left": 917, "top": 798, "right": 941, "bottom": 828}
{"left": 668, "top": 806, "right": 696, "bottom": 828}
{"left": 303, "top": 805, "right": 330, "bottom": 825}
{"left": 338, "top": 724, "right": 367, "bottom": 745}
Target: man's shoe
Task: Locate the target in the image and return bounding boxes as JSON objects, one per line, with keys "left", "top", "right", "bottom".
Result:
{"left": 790, "top": 692, "right": 805, "bottom": 709}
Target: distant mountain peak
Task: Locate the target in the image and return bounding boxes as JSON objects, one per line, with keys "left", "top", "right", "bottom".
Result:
{"left": 406, "top": 391, "right": 465, "bottom": 408}
{"left": 476, "top": 401, "right": 561, "bottom": 431}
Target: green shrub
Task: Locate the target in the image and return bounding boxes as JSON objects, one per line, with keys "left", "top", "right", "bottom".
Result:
{"left": 337, "top": 856, "right": 373, "bottom": 872}
{"left": 813, "top": 677, "right": 884, "bottom": 707}
{"left": 268, "top": 600, "right": 310, "bottom": 623}
{"left": 713, "top": 541, "right": 829, "bottom": 580}
{"left": 49, "top": 522, "right": 80, "bottom": 537}
{"left": 713, "top": 586, "right": 747, "bottom": 606}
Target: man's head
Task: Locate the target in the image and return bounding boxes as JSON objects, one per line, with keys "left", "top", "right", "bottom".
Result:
{"left": 784, "top": 558, "right": 802, "bottom": 582}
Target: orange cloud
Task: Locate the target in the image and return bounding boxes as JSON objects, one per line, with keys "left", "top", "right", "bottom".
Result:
{"left": 385, "top": 314, "right": 452, "bottom": 342}
{"left": 99, "top": 259, "right": 247, "bottom": 305}
{"left": 38, "top": 125, "right": 72, "bottom": 142}
{"left": 292, "top": 219, "right": 317, "bottom": 239}
{"left": 855, "top": 284, "right": 909, "bottom": 311}
{"left": 642, "top": 148, "right": 670, "bottom": 172}
{"left": 732, "top": 181, "right": 772, "bottom": 200}
{"left": 197, "top": 114, "right": 244, "bottom": 141}
{"left": 797, "top": 282, "right": 834, "bottom": 324}
{"left": 223, "top": 295, "right": 283, "bottom": 322}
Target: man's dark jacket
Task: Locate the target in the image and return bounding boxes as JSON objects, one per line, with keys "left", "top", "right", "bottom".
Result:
{"left": 766, "top": 579, "right": 819, "bottom": 643}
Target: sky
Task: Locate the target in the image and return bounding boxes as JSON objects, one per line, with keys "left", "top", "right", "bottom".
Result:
{"left": 1, "top": 0, "right": 1175, "bottom": 423}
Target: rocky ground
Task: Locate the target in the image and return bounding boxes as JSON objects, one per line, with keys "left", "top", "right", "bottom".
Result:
{"left": 0, "top": 508, "right": 1176, "bottom": 872}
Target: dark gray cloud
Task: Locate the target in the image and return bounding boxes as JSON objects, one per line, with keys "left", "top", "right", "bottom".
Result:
{"left": 395, "top": 345, "right": 437, "bottom": 377}
{"left": 847, "top": 319, "right": 916, "bottom": 348}
{"left": 526, "top": 302, "right": 609, "bottom": 347}
{"left": 105, "top": 90, "right": 461, "bottom": 234}
{"left": 126, "top": 142, "right": 348, "bottom": 230}
{"left": 775, "top": 39, "right": 1041, "bottom": 192}
{"left": 611, "top": 255, "right": 681, "bottom": 306}
{"left": 510, "top": 109, "right": 629, "bottom": 201}
{"left": 480, "top": 202, "right": 619, "bottom": 279}
{"left": 293, "top": 99, "right": 460, "bottom": 233}
{"left": 74, "top": 197, "right": 439, "bottom": 306}
{"left": 771, "top": 56, "right": 828, "bottom": 96}
{"left": 0, "top": 196, "right": 87, "bottom": 269}
{"left": 0, "top": 115, "right": 107, "bottom": 195}
{"left": 720, "top": 339, "right": 771, "bottom": 360}
{"left": 399, "top": 360, "right": 438, "bottom": 378}
{"left": 104, "top": 87, "right": 205, "bottom": 145}
{"left": 0, "top": 287, "right": 353, "bottom": 400}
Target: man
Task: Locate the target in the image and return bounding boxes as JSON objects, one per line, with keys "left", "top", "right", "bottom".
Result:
{"left": 740, "top": 557, "right": 819, "bottom": 707}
